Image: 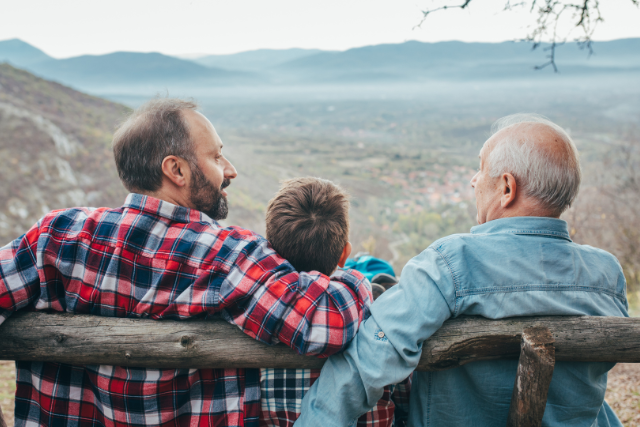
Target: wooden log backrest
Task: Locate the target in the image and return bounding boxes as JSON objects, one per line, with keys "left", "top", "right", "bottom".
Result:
{"left": 2, "top": 313, "right": 639, "bottom": 427}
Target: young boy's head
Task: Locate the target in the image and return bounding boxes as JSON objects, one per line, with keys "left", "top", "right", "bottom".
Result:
{"left": 266, "top": 177, "right": 352, "bottom": 276}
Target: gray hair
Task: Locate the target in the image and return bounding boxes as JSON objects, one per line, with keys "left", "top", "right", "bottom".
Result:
{"left": 112, "top": 98, "right": 199, "bottom": 192}
{"left": 488, "top": 113, "right": 581, "bottom": 216}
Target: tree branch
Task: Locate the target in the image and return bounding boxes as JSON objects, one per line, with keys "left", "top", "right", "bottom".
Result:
{"left": 415, "top": 0, "right": 474, "bottom": 28}
{"left": 533, "top": 41, "right": 559, "bottom": 72}
{"left": 415, "top": 0, "right": 634, "bottom": 71}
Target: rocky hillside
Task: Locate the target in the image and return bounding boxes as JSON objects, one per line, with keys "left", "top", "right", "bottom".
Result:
{"left": 0, "top": 63, "right": 130, "bottom": 244}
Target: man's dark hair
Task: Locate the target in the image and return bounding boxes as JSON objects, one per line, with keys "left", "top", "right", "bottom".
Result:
{"left": 112, "top": 98, "right": 198, "bottom": 192}
{"left": 266, "top": 177, "right": 350, "bottom": 276}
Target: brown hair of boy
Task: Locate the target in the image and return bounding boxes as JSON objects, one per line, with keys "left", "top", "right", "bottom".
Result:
{"left": 266, "top": 177, "right": 350, "bottom": 276}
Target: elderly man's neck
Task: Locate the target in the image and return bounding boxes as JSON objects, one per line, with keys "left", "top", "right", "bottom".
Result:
{"left": 485, "top": 199, "right": 559, "bottom": 223}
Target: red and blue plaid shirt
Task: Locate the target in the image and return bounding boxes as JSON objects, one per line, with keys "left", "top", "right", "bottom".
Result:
{"left": 0, "top": 194, "right": 372, "bottom": 427}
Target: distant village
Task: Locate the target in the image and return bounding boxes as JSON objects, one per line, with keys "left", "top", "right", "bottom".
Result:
{"left": 375, "top": 165, "right": 475, "bottom": 215}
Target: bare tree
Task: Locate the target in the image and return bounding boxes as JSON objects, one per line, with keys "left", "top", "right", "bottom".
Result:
{"left": 417, "top": 0, "right": 639, "bottom": 71}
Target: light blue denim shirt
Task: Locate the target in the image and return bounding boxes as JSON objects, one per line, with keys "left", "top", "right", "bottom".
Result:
{"left": 295, "top": 217, "right": 629, "bottom": 427}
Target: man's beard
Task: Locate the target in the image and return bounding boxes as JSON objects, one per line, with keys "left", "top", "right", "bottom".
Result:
{"left": 189, "top": 165, "right": 230, "bottom": 221}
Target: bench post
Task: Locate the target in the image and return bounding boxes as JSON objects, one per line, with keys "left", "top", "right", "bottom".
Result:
{"left": 506, "top": 326, "right": 555, "bottom": 427}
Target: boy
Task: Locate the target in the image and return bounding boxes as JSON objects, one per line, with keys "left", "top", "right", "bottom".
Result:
{"left": 261, "top": 177, "right": 410, "bottom": 427}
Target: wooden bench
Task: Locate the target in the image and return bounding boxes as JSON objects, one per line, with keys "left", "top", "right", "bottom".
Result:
{"left": 1, "top": 312, "right": 639, "bottom": 427}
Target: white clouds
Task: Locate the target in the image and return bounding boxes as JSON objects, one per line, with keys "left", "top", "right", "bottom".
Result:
{"left": 0, "top": 0, "right": 638, "bottom": 58}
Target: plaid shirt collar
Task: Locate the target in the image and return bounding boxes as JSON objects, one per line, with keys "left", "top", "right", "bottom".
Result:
{"left": 124, "top": 193, "right": 217, "bottom": 225}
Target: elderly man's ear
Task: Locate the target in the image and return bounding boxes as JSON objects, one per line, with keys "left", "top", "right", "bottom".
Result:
{"left": 500, "top": 173, "right": 518, "bottom": 209}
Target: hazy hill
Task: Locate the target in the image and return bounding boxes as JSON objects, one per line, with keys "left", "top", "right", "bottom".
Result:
{"left": 274, "top": 39, "right": 640, "bottom": 82}
{"left": 0, "top": 38, "right": 53, "bottom": 67}
{"left": 27, "top": 51, "right": 255, "bottom": 90}
{"left": 0, "top": 39, "right": 258, "bottom": 94}
{"left": 192, "top": 48, "right": 324, "bottom": 71}
{"left": 0, "top": 63, "right": 129, "bottom": 243}
{"left": 0, "top": 38, "right": 638, "bottom": 95}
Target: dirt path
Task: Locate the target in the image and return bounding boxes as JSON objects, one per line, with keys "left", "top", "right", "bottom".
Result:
{"left": 606, "top": 363, "right": 640, "bottom": 426}
{"left": 0, "top": 361, "right": 14, "bottom": 427}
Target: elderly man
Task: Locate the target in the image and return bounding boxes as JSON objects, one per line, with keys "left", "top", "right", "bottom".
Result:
{"left": 294, "top": 114, "right": 628, "bottom": 427}
{"left": 0, "top": 99, "right": 370, "bottom": 427}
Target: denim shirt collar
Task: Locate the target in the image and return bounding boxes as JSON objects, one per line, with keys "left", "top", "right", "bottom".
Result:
{"left": 123, "top": 193, "right": 217, "bottom": 225}
{"left": 470, "top": 216, "right": 572, "bottom": 241}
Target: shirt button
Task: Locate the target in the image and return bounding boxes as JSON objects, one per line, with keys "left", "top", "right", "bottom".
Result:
{"left": 377, "top": 331, "right": 385, "bottom": 339}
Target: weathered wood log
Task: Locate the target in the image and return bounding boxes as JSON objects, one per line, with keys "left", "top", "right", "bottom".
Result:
{"left": 418, "top": 314, "right": 640, "bottom": 371}
{"left": 506, "top": 327, "right": 556, "bottom": 427}
{"left": 0, "top": 312, "right": 639, "bottom": 370}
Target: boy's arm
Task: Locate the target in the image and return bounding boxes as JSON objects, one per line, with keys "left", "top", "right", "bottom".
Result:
{"left": 0, "top": 222, "right": 42, "bottom": 326}
{"left": 218, "top": 228, "right": 372, "bottom": 357}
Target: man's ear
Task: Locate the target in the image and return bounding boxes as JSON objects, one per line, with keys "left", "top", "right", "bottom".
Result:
{"left": 337, "top": 241, "right": 352, "bottom": 268}
{"left": 500, "top": 172, "right": 518, "bottom": 209}
{"left": 161, "top": 155, "right": 190, "bottom": 188}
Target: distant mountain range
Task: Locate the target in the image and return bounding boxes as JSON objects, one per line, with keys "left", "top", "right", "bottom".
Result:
{"left": 0, "top": 38, "right": 53, "bottom": 67}
{"left": 275, "top": 39, "right": 640, "bottom": 80}
{"left": 190, "top": 48, "right": 325, "bottom": 71}
{"left": 1, "top": 38, "right": 638, "bottom": 94}
{"left": 28, "top": 52, "right": 249, "bottom": 86}
{"left": 0, "top": 39, "right": 256, "bottom": 91}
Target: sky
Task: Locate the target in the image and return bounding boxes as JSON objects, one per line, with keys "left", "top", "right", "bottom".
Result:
{"left": 1, "top": 0, "right": 639, "bottom": 58}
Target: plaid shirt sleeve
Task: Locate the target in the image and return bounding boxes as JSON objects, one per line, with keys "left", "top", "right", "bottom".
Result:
{"left": 391, "top": 375, "right": 413, "bottom": 427}
{"left": 0, "top": 209, "right": 372, "bottom": 359}
{"left": 0, "top": 222, "right": 41, "bottom": 325}
{"left": 0, "top": 196, "right": 374, "bottom": 427}
{"left": 218, "top": 227, "right": 372, "bottom": 357}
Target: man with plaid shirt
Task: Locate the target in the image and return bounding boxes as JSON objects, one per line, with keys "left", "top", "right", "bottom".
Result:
{"left": 0, "top": 99, "right": 371, "bottom": 427}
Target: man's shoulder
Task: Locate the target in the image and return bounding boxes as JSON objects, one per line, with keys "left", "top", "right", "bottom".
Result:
{"left": 39, "top": 206, "right": 115, "bottom": 231}
{"left": 223, "top": 225, "right": 264, "bottom": 241}
{"left": 34, "top": 206, "right": 276, "bottom": 267}
{"left": 428, "top": 232, "right": 475, "bottom": 253}
{"left": 427, "top": 229, "right": 624, "bottom": 280}
{"left": 40, "top": 207, "right": 263, "bottom": 237}
{"left": 572, "top": 242, "right": 624, "bottom": 272}
{"left": 207, "top": 225, "right": 272, "bottom": 257}
{"left": 431, "top": 229, "right": 617, "bottom": 257}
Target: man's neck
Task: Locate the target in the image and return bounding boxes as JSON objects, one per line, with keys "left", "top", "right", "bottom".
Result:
{"left": 487, "top": 200, "right": 559, "bottom": 223}
{"left": 497, "top": 209, "right": 559, "bottom": 220}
